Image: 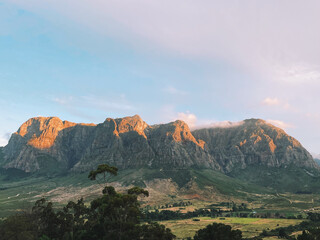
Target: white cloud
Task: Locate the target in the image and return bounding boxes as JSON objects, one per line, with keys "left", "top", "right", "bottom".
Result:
{"left": 173, "top": 112, "right": 197, "bottom": 128}
{"left": 163, "top": 86, "right": 187, "bottom": 96}
{"left": 275, "top": 64, "right": 320, "bottom": 84}
{"left": 209, "top": 121, "right": 244, "bottom": 129}
{"left": 262, "top": 97, "right": 280, "bottom": 106}
{"left": 4, "top": 0, "right": 320, "bottom": 153}
{"left": 193, "top": 120, "right": 244, "bottom": 130}
{"left": 266, "top": 119, "right": 294, "bottom": 130}
{"left": 171, "top": 110, "right": 244, "bottom": 130}
{"left": 52, "top": 96, "right": 74, "bottom": 105}
{"left": 0, "top": 137, "right": 8, "bottom": 146}
{"left": 0, "top": 133, "right": 11, "bottom": 147}
{"left": 261, "top": 97, "right": 296, "bottom": 112}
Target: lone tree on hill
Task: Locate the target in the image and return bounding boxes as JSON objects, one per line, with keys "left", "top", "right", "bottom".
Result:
{"left": 88, "top": 163, "right": 118, "bottom": 185}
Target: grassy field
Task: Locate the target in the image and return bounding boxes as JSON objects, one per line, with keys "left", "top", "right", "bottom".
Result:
{"left": 1, "top": 168, "right": 320, "bottom": 219}
{"left": 159, "top": 217, "right": 305, "bottom": 239}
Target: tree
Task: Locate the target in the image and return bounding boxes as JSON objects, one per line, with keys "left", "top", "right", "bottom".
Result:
{"left": 139, "top": 222, "right": 176, "bottom": 240}
{"left": 88, "top": 164, "right": 118, "bottom": 184}
{"left": 278, "top": 228, "right": 287, "bottom": 238}
{"left": 297, "top": 228, "right": 320, "bottom": 240}
{"left": 0, "top": 164, "right": 175, "bottom": 240}
{"left": 0, "top": 212, "right": 38, "bottom": 240}
{"left": 128, "top": 186, "right": 149, "bottom": 197}
{"left": 193, "top": 223, "right": 242, "bottom": 240}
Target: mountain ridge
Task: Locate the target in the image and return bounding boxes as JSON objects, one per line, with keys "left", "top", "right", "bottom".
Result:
{"left": 1, "top": 115, "right": 317, "bottom": 176}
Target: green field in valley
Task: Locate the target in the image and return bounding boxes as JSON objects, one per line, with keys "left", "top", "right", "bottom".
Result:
{"left": 159, "top": 217, "right": 305, "bottom": 239}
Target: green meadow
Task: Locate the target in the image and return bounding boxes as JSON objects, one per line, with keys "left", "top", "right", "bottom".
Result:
{"left": 159, "top": 217, "right": 305, "bottom": 239}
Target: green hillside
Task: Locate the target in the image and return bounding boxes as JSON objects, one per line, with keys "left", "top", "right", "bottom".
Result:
{"left": 228, "top": 165, "right": 320, "bottom": 193}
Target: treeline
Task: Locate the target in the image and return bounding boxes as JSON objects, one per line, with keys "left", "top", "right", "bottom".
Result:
{"left": 143, "top": 209, "right": 217, "bottom": 221}
{"left": 0, "top": 164, "right": 176, "bottom": 240}
{"left": 144, "top": 201, "right": 193, "bottom": 210}
{"left": 143, "top": 207, "right": 305, "bottom": 222}
{"left": 250, "top": 213, "right": 320, "bottom": 240}
{"left": 0, "top": 186, "right": 176, "bottom": 240}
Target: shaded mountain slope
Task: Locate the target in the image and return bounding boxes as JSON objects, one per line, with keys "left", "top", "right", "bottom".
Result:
{"left": 192, "top": 119, "right": 317, "bottom": 172}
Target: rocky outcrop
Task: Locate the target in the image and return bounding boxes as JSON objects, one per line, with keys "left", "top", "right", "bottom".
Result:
{"left": 2, "top": 115, "right": 218, "bottom": 173}
{"left": 192, "top": 119, "right": 318, "bottom": 172}
{"left": 1, "top": 116, "right": 317, "bottom": 174}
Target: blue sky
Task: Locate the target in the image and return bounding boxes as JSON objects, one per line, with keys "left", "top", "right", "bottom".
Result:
{"left": 1, "top": 0, "right": 320, "bottom": 154}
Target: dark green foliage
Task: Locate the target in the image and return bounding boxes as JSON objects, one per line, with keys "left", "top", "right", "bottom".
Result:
{"left": 307, "top": 213, "right": 320, "bottom": 222}
{"left": 102, "top": 185, "right": 117, "bottom": 195}
{"left": 143, "top": 208, "right": 217, "bottom": 221}
{"left": 128, "top": 186, "right": 149, "bottom": 197}
{"left": 0, "top": 165, "right": 175, "bottom": 240}
{"left": 278, "top": 228, "right": 288, "bottom": 238}
{"left": 139, "top": 222, "right": 176, "bottom": 240}
{"left": 297, "top": 228, "right": 320, "bottom": 240}
{"left": 0, "top": 212, "right": 38, "bottom": 240}
{"left": 193, "top": 223, "right": 242, "bottom": 240}
{"left": 88, "top": 164, "right": 118, "bottom": 181}
{"left": 0, "top": 187, "right": 175, "bottom": 240}
{"left": 257, "top": 220, "right": 320, "bottom": 239}
{"left": 297, "top": 230, "right": 315, "bottom": 240}
{"left": 87, "top": 186, "right": 142, "bottom": 240}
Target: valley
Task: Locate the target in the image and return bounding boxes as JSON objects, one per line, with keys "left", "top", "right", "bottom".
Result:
{"left": 1, "top": 115, "right": 320, "bottom": 239}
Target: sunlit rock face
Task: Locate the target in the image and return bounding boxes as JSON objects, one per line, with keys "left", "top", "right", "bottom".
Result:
{"left": 192, "top": 119, "right": 318, "bottom": 172}
{"left": 1, "top": 116, "right": 317, "bottom": 174}
{"left": 3, "top": 117, "right": 96, "bottom": 172}
{"left": 2, "top": 115, "right": 219, "bottom": 173}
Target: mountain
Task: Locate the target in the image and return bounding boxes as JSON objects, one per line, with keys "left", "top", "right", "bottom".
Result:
{"left": 1, "top": 116, "right": 317, "bottom": 178}
{"left": 192, "top": 119, "right": 318, "bottom": 172}
{"left": 1, "top": 115, "right": 219, "bottom": 174}
{"left": 1, "top": 115, "right": 320, "bottom": 215}
{"left": 314, "top": 158, "right": 320, "bottom": 166}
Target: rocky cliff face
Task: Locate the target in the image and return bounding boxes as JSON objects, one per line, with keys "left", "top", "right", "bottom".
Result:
{"left": 2, "top": 115, "right": 218, "bottom": 173}
{"left": 192, "top": 119, "right": 318, "bottom": 172}
{"left": 1, "top": 116, "right": 317, "bottom": 174}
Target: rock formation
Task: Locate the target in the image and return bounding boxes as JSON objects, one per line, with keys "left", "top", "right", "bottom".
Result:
{"left": 192, "top": 119, "right": 318, "bottom": 172}
{"left": 1, "top": 116, "right": 317, "bottom": 174}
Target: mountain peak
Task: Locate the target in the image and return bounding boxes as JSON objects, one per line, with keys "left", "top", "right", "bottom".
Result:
{"left": 243, "top": 118, "right": 266, "bottom": 125}
{"left": 15, "top": 117, "right": 95, "bottom": 149}
{"left": 16, "top": 116, "right": 65, "bottom": 137}
{"left": 104, "top": 115, "right": 149, "bottom": 138}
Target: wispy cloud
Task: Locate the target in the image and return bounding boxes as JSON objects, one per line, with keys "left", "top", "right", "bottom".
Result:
{"left": 275, "top": 64, "right": 320, "bottom": 84}
{"left": 53, "top": 96, "right": 74, "bottom": 105}
{"left": 262, "top": 97, "right": 280, "bottom": 106}
{"left": 173, "top": 112, "right": 197, "bottom": 128}
{"left": 51, "top": 95, "right": 136, "bottom": 121}
{"left": 266, "top": 119, "right": 294, "bottom": 130}
{"left": 0, "top": 132, "right": 11, "bottom": 146}
{"left": 171, "top": 111, "right": 244, "bottom": 130}
{"left": 261, "top": 97, "right": 295, "bottom": 112}
{"left": 2, "top": 0, "right": 320, "bottom": 154}
{"left": 163, "top": 86, "right": 187, "bottom": 96}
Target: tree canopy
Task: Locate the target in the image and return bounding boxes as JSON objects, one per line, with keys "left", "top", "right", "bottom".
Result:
{"left": 194, "top": 223, "right": 242, "bottom": 240}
